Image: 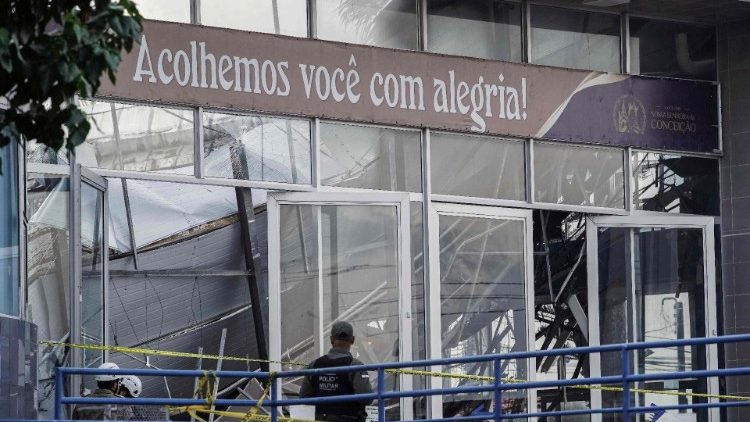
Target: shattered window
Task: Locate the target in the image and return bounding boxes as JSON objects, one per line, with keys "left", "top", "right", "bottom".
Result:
{"left": 203, "top": 112, "right": 312, "bottom": 185}
{"left": 533, "top": 210, "right": 590, "bottom": 414}
{"left": 633, "top": 151, "right": 719, "bottom": 215}
{"left": 534, "top": 142, "right": 625, "bottom": 209}
{"left": 80, "top": 100, "right": 195, "bottom": 174}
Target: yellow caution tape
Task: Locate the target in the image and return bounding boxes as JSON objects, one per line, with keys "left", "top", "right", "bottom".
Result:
{"left": 45, "top": 340, "right": 750, "bottom": 408}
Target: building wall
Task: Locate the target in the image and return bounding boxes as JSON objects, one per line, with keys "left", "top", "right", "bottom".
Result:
{"left": 719, "top": 18, "right": 750, "bottom": 421}
{"left": 0, "top": 316, "right": 37, "bottom": 419}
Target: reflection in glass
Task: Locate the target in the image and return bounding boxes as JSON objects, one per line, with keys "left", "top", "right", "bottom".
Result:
{"left": 0, "top": 145, "right": 20, "bottom": 316}
{"left": 533, "top": 211, "right": 590, "bottom": 414}
{"left": 203, "top": 112, "right": 311, "bottom": 184}
{"left": 431, "top": 133, "right": 525, "bottom": 200}
{"left": 81, "top": 184, "right": 105, "bottom": 368}
{"left": 26, "top": 140, "right": 69, "bottom": 165}
{"left": 598, "top": 227, "right": 708, "bottom": 421}
{"left": 316, "top": 0, "right": 418, "bottom": 50}
{"left": 27, "top": 174, "right": 70, "bottom": 418}
{"left": 80, "top": 100, "right": 194, "bottom": 174}
{"left": 201, "top": 0, "right": 307, "bottom": 36}
{"left": 630, "top": 18, "right": 716, "bottom": 81}
{"left": 427, "top": 0, "right": 522, "bottom": 61}
{"left": 633, "top": 152, "right": 719, "bottom": 215}
{"left": 534, "top": 142, "right": 624, "bottom": 209}
{"left": 438, "top": 214, "right": 527, "bottom": 415}
{"left": 530, "top": 5, "right": 620, "bottom": 73}
{"left": 133, "top": 0, "right": 191, "bottom": 23}
{"left": 320, "top": 122, "right": 421, "bottom": 192}
{"left": 279, "top": 203, "right": 402, "bottom": 418}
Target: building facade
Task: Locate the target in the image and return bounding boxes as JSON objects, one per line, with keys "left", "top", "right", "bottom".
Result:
{"left": 4, "top": 0, "right": 750, "bottom": 420}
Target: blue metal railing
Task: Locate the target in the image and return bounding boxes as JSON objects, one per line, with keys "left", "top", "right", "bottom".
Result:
{"left": 54, "top": 334, "right": 750, "bottom": 421}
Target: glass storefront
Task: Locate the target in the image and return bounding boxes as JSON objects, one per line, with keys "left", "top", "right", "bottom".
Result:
{"left": 19, "top": 3, "right": 725, "bottom": 421}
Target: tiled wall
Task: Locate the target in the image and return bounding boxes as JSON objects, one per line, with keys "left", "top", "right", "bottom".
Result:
{"left": 0, "top": 315, "right": 37, "bottom": 419}
{"left": 719, "top": 18, "right": 750, "bottom": 421}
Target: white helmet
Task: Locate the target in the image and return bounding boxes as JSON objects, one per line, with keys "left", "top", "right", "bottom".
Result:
{"left": 120, "top": 375, "right": 142, "bottom": 398}
{"left": 94, "top": 362, "right": 122, "bottom": 382}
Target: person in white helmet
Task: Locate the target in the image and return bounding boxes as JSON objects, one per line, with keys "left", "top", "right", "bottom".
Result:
{"left": 120, "top": 374, "right": 167, "bottom": 421}
{"left": 72, "top": 362, "right": 133, "bottom": 420}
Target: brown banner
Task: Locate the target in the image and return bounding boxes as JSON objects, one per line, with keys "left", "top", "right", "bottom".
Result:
{"left": 99, "top": 20, "right": 719, "bottom": 152}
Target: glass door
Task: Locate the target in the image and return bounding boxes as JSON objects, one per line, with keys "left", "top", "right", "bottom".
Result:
{"left": 427, "top": 203, "right": 535, "bottom": 419}
{"left": 70, "top": 165, "right": 109, "bottom": 393}
{"left": 268, "top": 192, "right": 413, "bottom": 421}
{"left": 587, "top": 215, "right": 718, "bottom": 422}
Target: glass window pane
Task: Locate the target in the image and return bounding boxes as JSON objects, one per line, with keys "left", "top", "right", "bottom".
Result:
{"left": 597, "top": 226, "right": 709, "bottom": 419}
{"left": 80, "top": 100, "right": 195, "bottom": 174}
{"left": 438, "top": 214, "right": 528, "bottom": 415}
{"left": 315, "top": 0, "right": 418, "bottom": 50}
{"left": 320, "top": 122, "right": 421, "bottom": 192}
{"left": 27, "top": 173, "right": 70, "bottom": 418}
{"left": 630, "top": 18, "right": 716, "bottom": 81}
{"left": 530, "top": 5, "right": 620, "bottom": 73}
{"left": 427, "top": 0, "right": 522, "bottom": 61}
{"left": 81, "top": 184, "right": 105, "bottom": 368}
{"left": 201, "top": 0, "right": 308, "bottom": 36}
{"left": 133, "top": 0, "right": 191, "bottom": 23}
{"left": 0, "top": 145, "right": 19, "bottom": 316}
{"left": 279, "top": 203, "right": 403, "bottom": 417}
{"left": 534, "top": 142, "right": 625, "bottom": 208}
{"left": 431, "top": 133, "right": 525, "bottom": 200}
{"left": 203, "top": 112, "right": 312, "bottom": 185}
{"left": 633, "top": 152, "right": 719, "bottom": 215}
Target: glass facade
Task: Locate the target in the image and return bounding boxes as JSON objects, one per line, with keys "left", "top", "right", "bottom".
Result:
{"left": 15, "top": 3, "right": 726, "bottom": 419}
{"left": 427, "top": 0, "right": 522, "bottom": 61}
{"left": 530, "top": 5, "right": 621, "bottom": 73}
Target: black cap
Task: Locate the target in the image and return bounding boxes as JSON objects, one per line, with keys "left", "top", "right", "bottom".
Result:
{"left": 331, "top": 321, "right": 354, "bottom": 341}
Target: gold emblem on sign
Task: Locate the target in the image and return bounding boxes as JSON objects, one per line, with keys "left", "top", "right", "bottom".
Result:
{"left": 613, "top": 95, "right": 646, "bottom": 135}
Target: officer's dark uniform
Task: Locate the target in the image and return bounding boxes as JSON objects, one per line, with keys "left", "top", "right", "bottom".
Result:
{"left": 299, "top": 322, "right": 373, "bottom": 422}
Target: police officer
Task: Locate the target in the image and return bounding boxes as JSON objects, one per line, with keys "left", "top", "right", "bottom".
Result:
{"left": 300, "top": 321, "right": 373, "bottom": 422}
{"left": 72, "top": 362, "right": 132, "bottom": 420}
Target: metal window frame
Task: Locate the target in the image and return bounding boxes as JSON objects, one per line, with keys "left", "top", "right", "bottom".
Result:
{"left": 426, "top": 202, "right": 536, "bottom": 418}
{"left": 267, "top": 191, "right": 414, "bottom": 421}
{"left": 586, "top": 214, "right": 719, "bottom": 422}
